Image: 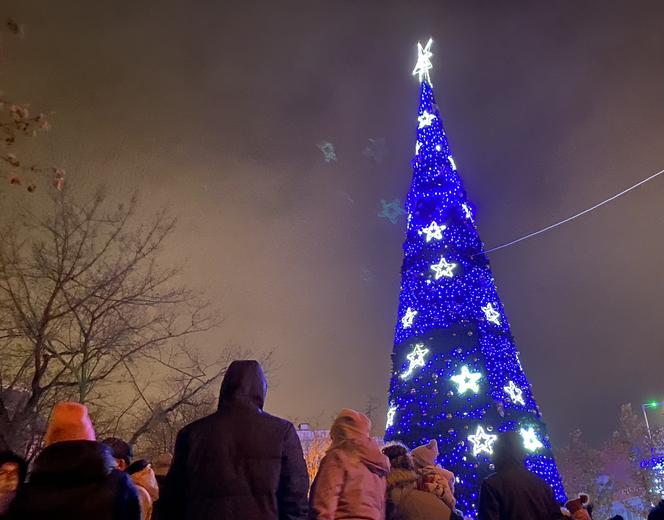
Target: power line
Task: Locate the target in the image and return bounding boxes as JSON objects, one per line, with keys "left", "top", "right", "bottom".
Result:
{"left": 481, "top": 167, "right": 664, "bottom": 255}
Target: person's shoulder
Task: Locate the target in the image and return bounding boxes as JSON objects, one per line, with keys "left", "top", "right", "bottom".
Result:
{"left": 255, "top": 410, "right": 297, "bottom": 433}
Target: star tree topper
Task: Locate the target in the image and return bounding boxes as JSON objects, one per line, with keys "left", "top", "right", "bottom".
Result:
{"left": 504, "top": 380, "right": 525, "bottom": 405}
{"left": 431, "top": 256, "right": 457, "bottom": 279}
{"left": 451, "top": 365, "right": 482, "bottom": 394}
{"left": 412, "top": 38, "right": 434, "bottom": 84}
{"left": 468, "top": 425, "right": 498, "bottom": 457}
{"left": 400, "top": 343, "right": 429, "bottom": 380}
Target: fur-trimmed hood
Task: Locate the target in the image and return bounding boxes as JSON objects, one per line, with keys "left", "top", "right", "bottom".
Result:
{"left": 387, "top": 468, "right": 419, "bottom": 490}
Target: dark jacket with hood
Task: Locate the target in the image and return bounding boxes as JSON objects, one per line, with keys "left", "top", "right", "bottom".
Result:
{"left": 478, "top": 432, "right": 564, "bottom": 520}
{"left": 158, "top": 360, "right": 309, "bottom": 520}
{"left": 8, "top": 440, "right": 140, "bottom": 520}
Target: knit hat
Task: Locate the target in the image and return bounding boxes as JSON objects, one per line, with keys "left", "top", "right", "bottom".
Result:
{"left": 102, "top": 437, "right": 133, "bottom": 465}
{"left": 565, "top": 493, "right": 590, "bottom": 514}
{"left": 411, "top": 439, "right": 439, "bottom": 468}
{"left": 330, "top": 408, "right": 371, "bottom": 443}
{"left": 44, "top": 402, "right": 95, "bottom": 446}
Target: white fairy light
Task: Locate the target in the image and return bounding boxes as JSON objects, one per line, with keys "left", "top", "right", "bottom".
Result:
{"left": 482, "top": 303, "right": 501, "bottom": 325}
{"left": 412, "top": 38, "right": 434, "bottom": 84}
{"left": 431, "top": 257, "right": 457, "bottom": 279}
{"left": 401, "top": 307, "right": 418, "bottom": 328}
{"left": 462, "top": 203, "right": 473, "bottom": 220}
{"left": 419, "top": 221, "right": 446, "bottom": 242}
{"left": 386, "top": 404, "right": 397, "bottom": 428}
{"left": 400, "top": 343, "right": 429, "bottom": 380}
{"left": 468, "top": 425, "right": 498, "bottom": 457}
{"left": 450, "top": 365, "right": 482, "bottom": 394}
{"left": 503, "top": 381, "right": 525, "bottom": 405}
{"left": 418, "top": 110, "right": 436, "bottom": 128}
{"left": 520, "top": 426, "right": 544, "bottom": 452}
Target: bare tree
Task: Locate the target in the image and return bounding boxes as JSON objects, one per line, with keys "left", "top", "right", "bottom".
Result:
{"left": 1, "top": 18, "right": 64, "bottom": 194}
{"left": 0, "top": 188, "right": 219, "bottom": 453}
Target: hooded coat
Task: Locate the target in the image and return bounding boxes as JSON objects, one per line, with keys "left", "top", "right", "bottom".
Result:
{"left": 8, "top": 440, "right": 140, "bottom": 520}
{"left": 158, "top": 360, "right": 309, "bottom": 520}
{"left": 309, "top": 409, "right": 390, "bottom": 520}
{"left": 477, "top": 432, "right": 565, "bottom": 520}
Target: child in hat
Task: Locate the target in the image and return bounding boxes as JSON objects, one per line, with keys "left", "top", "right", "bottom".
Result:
{"left": 411, "top": 439, "right": 457, "bottom": 512}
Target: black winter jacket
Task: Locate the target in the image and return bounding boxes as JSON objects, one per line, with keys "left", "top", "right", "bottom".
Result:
{"left": 478, "top": 466, "right": 565, "bottom": 520}
{"left": 9, "top": 440, "right": 140, "bottom": 520}
{"left": 158, "top": 360, "right": 309, "bottom": 520}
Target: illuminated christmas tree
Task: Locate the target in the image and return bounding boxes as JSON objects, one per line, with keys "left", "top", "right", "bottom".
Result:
{"left": 385, "top": 39, "right": 566, "bottom": 516}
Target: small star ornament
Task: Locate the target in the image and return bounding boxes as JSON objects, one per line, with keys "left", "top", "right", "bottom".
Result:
{"left": 378, "top": 199, "right": 406, "bottom": 224}
{"left": 448, "top": 155, "right": 457, "bottom": 170}
{"left": 419, "top": 221, "right": 446, "bottom": 242}
{"left": 418, "top": 110, "right": 436, "bottom": 129}
{"left": 468, "top": 425, "right": 498, "bottom": 457}
{"left": 451, "top": 365, "right": 482, "bottom": 394}
{"left": 401, "top": 307, "right": 418, "bottom": 329}
{"left": 386, "top": 404, "right": 397, "bottom": 428}
{"left": 504, "top": 381, "right": 525, "bottom": 405}
{"left": 400, "top": 343, "right": 429, "bottom": 380}
{"left": 317, "top": 141, "right": 337, "bottom": 162}
{"left": 520, "top": 426, "right": 544, "bottom": 452}
{"left": 482, "top": 303, "right": 501, "bottom": 325}
{"left": 412, "top": 38, "right": 434, "bottom": 84}
{"left": 431, "top": 257, "right": 457, "bottom": 279}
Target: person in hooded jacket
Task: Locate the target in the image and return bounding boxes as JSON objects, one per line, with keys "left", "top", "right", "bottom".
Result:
{"left": 158, "top": 360, "right": 309, "bottom": 520}
{"left": 382, "top": 443, "right": 451, "bottom": 520}
{"left": 8, "top": 401, "right": 140, "bottom": 520}
{"left": 308, "top": 408, "right": 390, "bottom": 520}
{"left": 127, "top": 459, "right": 160, "bottom": 520}
{"left": 478, "top": 431, "right": 565, "bottom": 520}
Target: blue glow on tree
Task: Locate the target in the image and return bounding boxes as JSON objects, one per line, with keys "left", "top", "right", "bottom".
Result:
{"left": 385, "top": 40, "right": 567, "bottom": 516}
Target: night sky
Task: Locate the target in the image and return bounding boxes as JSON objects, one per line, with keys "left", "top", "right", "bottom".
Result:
{"left": 3, "top": 0, "right": 663, "bottom": 447}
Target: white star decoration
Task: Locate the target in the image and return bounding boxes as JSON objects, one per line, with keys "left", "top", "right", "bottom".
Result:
{"left": 520, "top": 427, "right": 544, "bottom": 452}
{"left": 412, "top": 38, "right": 434, "bottom": 84}
{"left": 386, "top": 404, "right": 397, "bottom": 428}
{"left": 482, "top": 303, "right": 501, "bottom": 325}
{"left": 448, "top": 155, "right": 457, "bottom": 170}
{"left": 419, "top": 221, "right": 446, "bottom": 242}
{"left": 461, "top": 203, "right": 473, "bottom": 221}
{"left": 400, "top": 343, "right": 429, "bottom": 380}
{"left": 415, "top": 141, "right": 421, "bottom": 155}
{"left": 451, "top": 365, "right": 482, "bottom": 394}
{"left": 418, "top": 110, "right": 436, "bottom": 128}
{"left": 504, "top": 381, "right": 525, "bottom": 405}
{"left": 401, "top": 307, "right": 418, "bottom": 328}
{"left": 468, "top": 425, "right": 498, "bottom": 457}
{"left": 431, "top": 257, "right": 457, "bottom": 279}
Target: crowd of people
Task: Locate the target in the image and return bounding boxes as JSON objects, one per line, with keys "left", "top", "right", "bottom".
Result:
{"left": 1, "top": 359, "right": 663, "bottom": 520}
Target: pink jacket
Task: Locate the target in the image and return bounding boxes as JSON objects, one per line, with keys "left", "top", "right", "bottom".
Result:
{"left": 309, "top": 441, "right": 390, "bottom": 520}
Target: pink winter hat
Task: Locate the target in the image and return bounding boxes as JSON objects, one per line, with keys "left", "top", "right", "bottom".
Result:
{"left": 44, "top": 402, "right": 96, "bottom": 446}
{"left": 330, "top": 408, "right": 372, "bottom": 442}
{"left": 411, "top": 439, "right": 439, "bottom": 468}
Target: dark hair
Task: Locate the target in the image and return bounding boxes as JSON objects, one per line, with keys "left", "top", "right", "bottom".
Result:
{"left": 126, "top": 459, "right": 150, "bottom": 475}
{"left": 101, "top": 437, "right": 133, "bottom": 464}
{"left": 382, "top": 443, "right": 414, "bottom": 471}
{"left": 609, "top": 515, "right": 623, "bottom": 520}
{"left": 494, "top": 431, "right": 525, "bottom": 471}
{"left": 0, "top": 451, "right": 27, "bottom": 487}
{"left": 649, "top": 500, "right": 664, "bottom": 520}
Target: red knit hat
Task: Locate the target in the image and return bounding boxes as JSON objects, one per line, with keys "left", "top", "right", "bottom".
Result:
{"left": 44, "top": 402, "right": 96, "bottom": 446}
